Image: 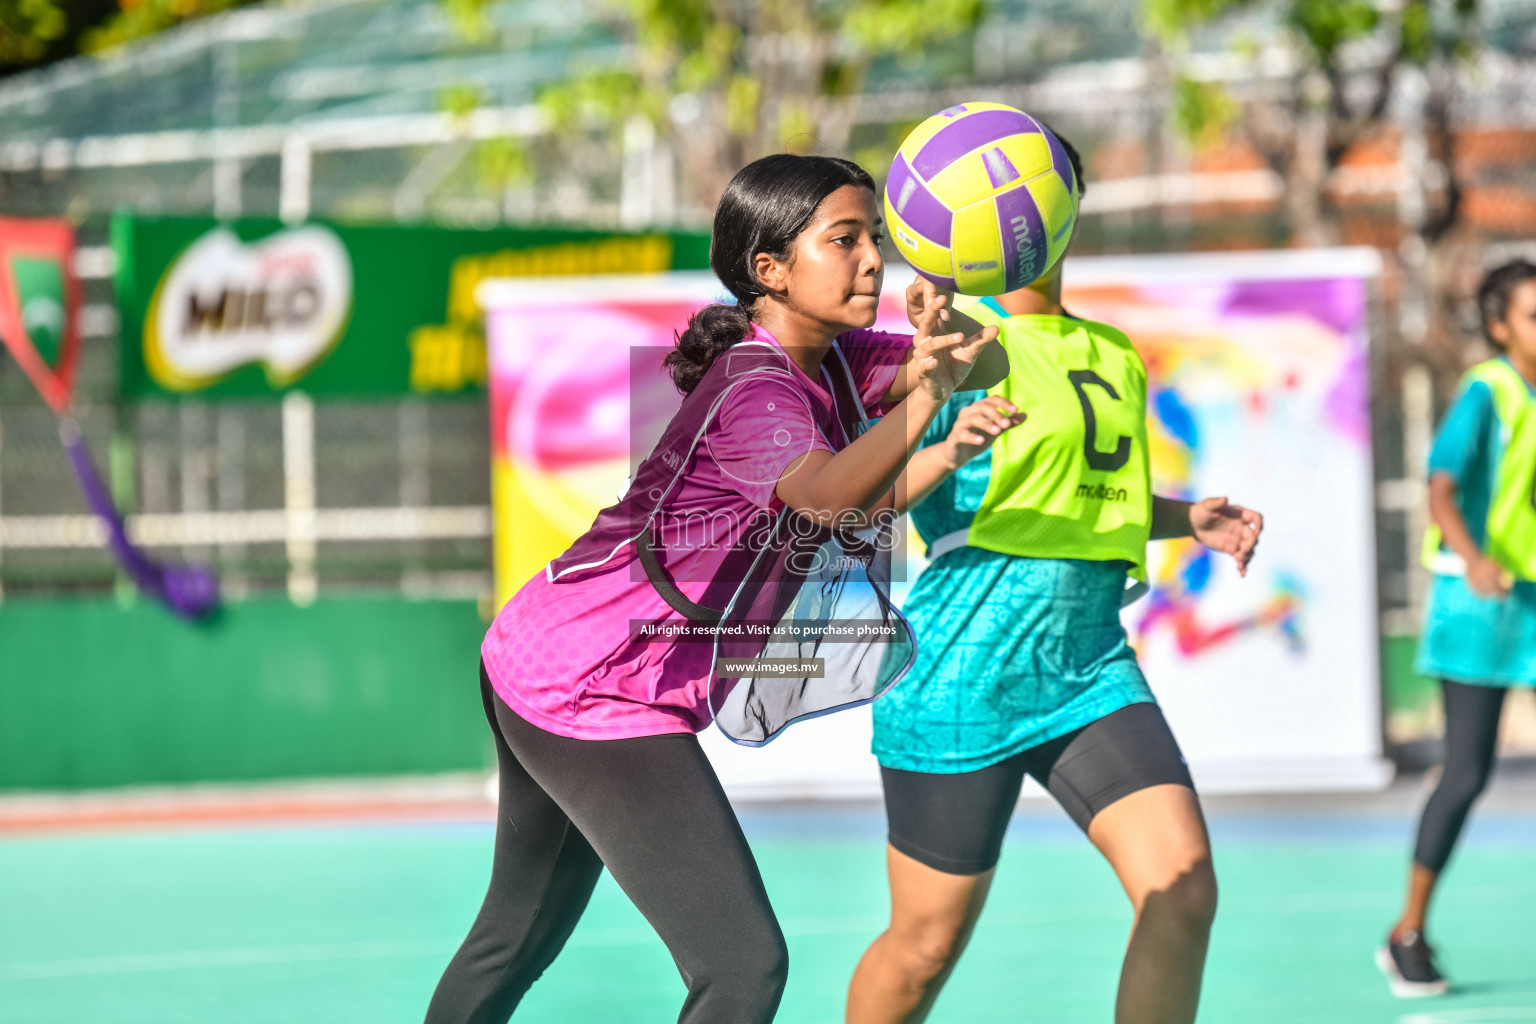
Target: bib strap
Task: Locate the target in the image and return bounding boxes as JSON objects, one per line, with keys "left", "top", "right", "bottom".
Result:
{"left": 925, "top": 529, "right": 970, "bottom": 562}
{"left": 636, "top": 528, "right": 724, "bottom": 622}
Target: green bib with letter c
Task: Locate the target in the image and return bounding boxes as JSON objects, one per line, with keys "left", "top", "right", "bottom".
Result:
{"left": 946, "top": 297, "right": 1152, "bottom": 579}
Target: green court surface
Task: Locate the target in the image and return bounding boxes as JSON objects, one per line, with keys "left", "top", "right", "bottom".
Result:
{"left": 2, "top": 786, "right": 1534, "bottom": 1023}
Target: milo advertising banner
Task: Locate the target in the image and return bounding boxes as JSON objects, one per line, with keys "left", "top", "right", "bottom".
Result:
{"left": 112, "top": 214, "right": 710, "bottom": 398}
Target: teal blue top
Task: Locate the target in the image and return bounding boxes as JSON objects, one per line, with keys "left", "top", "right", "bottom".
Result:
{"left": 873, "top": 346, "right": 1154, "bottom": 774}
{"left": 909, "top": 388, "right": 991, "bottom": 547}
{"left": 1427, "top": 375, "right": 1502, "bottom": 547}
{"left": 1417, "top": 360, "right": 1536, "bottom": 685}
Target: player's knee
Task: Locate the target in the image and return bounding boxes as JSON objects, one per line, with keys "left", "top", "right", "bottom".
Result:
{"left": 758, "top": 929, "right": 791, "bottom": 996}
{"left": 889, "top": 917, "right": 966, "bottom": 986}
{"left": 725, "top": 924, "right": 790, "bottom": 1004}
{"left": 1143, "top": 856, "right": 1218, "bottom": 934}
{"left": 1438, "top": 762, "right": 1494, "bottom": 807}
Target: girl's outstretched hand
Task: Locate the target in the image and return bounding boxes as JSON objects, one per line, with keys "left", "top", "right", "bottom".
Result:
{"left": 910, "top": 296, "right": 999, "bottom": 402}
{"left": 906, "top": 275, "right": 955, "bottom": 330}
{"left": 1190, "top": 496, "right": 1264, "bottom": 577}
{"left": 945, "top": 396, "right": 1026, "bottom": 468}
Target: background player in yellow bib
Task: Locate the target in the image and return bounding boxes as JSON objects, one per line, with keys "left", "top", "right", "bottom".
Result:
{"left": 1378, "top": 259, "right": 1536, "bottom": 998}
{"left": 846, "top": 134, "right": 1263, "bottom": 1024}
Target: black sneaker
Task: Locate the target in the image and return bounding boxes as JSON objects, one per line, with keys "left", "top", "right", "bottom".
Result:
{"left": 1376, "top": 930, "right": 1450, "bottom": 997}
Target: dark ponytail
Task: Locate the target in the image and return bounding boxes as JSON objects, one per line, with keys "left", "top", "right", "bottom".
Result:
{"left": 1477, "top": 258, "right": 1536, "bottom": 349}
{"left": 665, "top": 153, "right": 877, "bottom": 393}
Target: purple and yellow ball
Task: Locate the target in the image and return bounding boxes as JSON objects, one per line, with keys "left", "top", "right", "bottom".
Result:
{"left": 885, "top": 102, "right": 1080, "bottom": 296}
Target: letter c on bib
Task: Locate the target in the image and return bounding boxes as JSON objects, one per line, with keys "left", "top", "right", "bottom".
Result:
{"left": 1067, "top": 369, "right": 1132, "bottom": 473}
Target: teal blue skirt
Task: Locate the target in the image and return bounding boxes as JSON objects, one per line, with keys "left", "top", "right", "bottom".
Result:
{"left": 873, "top": 549, "right": 1154, "bottom": 774}
{"left": 1416, "top": 574, "right": 1536, "bottom": 685}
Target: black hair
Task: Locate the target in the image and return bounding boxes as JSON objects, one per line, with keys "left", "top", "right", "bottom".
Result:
{"left": 665, "top": 154, "right": 877, "bottom": 394}
{"left": 1477, "top": 258, "right": 1536, "bottom": 348}
{"left": 1039, "top": 120, "right": 1087, "bottom": 199}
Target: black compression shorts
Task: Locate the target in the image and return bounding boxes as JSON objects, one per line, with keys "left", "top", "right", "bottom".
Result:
{"left": 881, "top": 702, "right": 1195, "bottom": 875}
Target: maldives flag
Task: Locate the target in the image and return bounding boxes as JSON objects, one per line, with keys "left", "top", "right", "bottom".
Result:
{"left": 0, "top": 218, "right": 81, "bottom": 413}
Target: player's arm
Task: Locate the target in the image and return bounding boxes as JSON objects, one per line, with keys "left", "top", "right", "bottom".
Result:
{"left": 777, "top": 308, "right": 996, "bottom": 527}
{"left": 789, "top": 395, "right": 1025, "bottom": 528}
{"left": 896, "top": 396, "right": 1025, "bottom": 514}
{"left": 1150, "top": 497, "right": 1195, "bottom": 540}
{"left": 1153, "top": 495, "right": 1264, "bottom": 578}
{"left": 1429, "top": 472, "right": 1509, "bottom": 597}
{"left": 886, "top": 277, "right": 1008, "bottom": 401}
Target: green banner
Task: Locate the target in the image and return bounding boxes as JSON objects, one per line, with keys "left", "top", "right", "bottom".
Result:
{"left": 112, "top": 214, "right": 711, "bottom": 398}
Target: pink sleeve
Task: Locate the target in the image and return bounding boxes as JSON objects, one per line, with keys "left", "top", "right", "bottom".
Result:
{"left": 836, "top": 329, "right": 913, "bottom": 414}
{"left": 707, "top": 377, "right": 835, "bottom": 510}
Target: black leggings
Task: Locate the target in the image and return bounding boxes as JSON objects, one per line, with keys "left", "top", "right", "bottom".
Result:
{"left": 424, "top": 667, "right": 788, "bottom": 1024}
{"left": 1413, "top": 679, "right": 1509, "bottom": 873}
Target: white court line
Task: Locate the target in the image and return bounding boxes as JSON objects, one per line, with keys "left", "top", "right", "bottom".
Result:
{"left": 1404, "top": 1014, "right": 1536, "bottom": 1023}
{"left": 5, "top": 884, "right": 1533, "bottom": 981}
{"left": 1, "top": 939, "right": 451, "bottom": 979}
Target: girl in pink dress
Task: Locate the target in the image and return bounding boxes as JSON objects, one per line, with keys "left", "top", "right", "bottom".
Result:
{"left": 425, "top": 153, "right": 1005, "bottom": 1024}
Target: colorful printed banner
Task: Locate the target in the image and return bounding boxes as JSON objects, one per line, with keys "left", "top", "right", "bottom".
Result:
{"left": 113, "top": 214, "right": 710, "bottom": 398}
{"left": 1073, "top": 250, "right": 1386, "bottom": 791}
{"left": 482, "top": 273, "right": 727, "bottom": 604}
{"left": 0, "top": 217, "right": 81, "bottom": 413}
{"left": 483, "top": 249, "right": 1387, "bottom": 796}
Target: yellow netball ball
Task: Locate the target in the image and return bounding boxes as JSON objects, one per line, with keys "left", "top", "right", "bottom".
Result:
{"left": 884, "top": 102, "right": 1080, "bottom": 296}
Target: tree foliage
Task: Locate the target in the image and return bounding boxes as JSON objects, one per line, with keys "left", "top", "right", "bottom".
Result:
{"left": 0, "top": 0, "right": 67, "bottom": 65}
{"left": 1, "top": 0, "right": 84, "bottom": 70}
{"left": 1148, "top": 0, "right": 1480, "bottom": 244}
{"left": 0, "top": 0, "right": 257, "bottom": 75}
{"left": 81, "top": 0, "right": 255, "bottom": 55}
{"left": 539, "top": 0, "right": 989, "bottom": 211}
{"left": 440, "top": 0, "right": 495, "bottom": 42}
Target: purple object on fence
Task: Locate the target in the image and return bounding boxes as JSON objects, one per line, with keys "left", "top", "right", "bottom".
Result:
{"left": 60, "top": 419, "right": 219, "bottom": 620}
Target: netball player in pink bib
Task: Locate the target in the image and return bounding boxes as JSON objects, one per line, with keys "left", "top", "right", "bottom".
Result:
{"left": 424, "top": 154, "right": 1006, "bottom": 1024}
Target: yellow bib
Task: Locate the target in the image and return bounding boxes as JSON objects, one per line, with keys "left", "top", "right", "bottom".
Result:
{"left": 1422, "top": 358, "right": 1536, "bottom": 580}
{"left": 940, "top": 298, "right": 1152, "bottom": 578}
